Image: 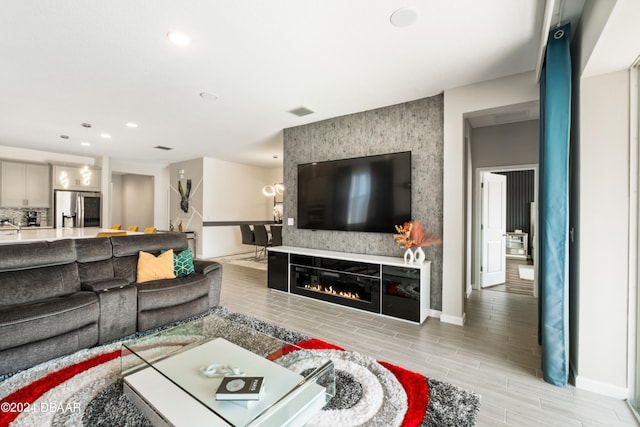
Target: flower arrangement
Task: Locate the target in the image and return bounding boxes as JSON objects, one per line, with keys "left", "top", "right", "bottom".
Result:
{"left": 273, "top": 204, "right": 283, "bottom": 223}
{"left": 393, "top": 221, "right": 441, "bottom": 249}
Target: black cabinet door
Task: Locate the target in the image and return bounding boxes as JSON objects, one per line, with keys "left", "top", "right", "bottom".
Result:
{"left": 382, "top": 265, "right": 421, "bottom": 322}
{"left": 268, "top": 251, "right": 288, "bottom": 291}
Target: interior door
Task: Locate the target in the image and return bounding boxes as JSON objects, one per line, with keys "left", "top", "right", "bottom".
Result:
{"left": 481, "top": 172, "right": 507, "bottom": 287}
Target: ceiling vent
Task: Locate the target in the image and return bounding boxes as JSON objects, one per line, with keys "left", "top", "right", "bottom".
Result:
{"left": 154, "top": 145, "right": 173, "bottom": 151}
{"left": 288, "top": 106, "right": 315, "bottom": 117}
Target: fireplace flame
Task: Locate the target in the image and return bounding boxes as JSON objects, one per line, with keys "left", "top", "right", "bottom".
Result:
{"left": 304, "top": 283, "right": 361, "bottom": 301}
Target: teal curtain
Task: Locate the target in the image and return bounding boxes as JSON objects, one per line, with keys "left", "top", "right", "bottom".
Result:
{"left": 539, "top": 23, "right": 571, "bottom": 387}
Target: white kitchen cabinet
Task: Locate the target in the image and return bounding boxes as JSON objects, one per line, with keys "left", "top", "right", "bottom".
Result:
{"left": 0, "top": 161, "right": 51, "bottom": 207}
{"left": 52, "top": 165, "right": 101, "bottom": 191}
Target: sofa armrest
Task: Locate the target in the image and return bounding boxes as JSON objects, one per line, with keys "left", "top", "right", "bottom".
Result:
{"left": 193, "top": 260, "right": 222, "bottom": 275}
{"left": 81, "top": 278, "right": 137, "bottom": 343}
{"left": 193, "top": 260, "right": 223, "bottom": 308}
{"left": 81, "top": 278, "right": 131, "bottom": 293}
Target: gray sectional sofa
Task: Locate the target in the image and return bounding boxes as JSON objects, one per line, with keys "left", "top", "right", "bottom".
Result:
{"left": 0, "top": 232, "right": 222, "bottom": 375}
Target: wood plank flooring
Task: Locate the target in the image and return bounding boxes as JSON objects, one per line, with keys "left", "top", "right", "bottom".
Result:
{"left": 484, "top": 257, "right": 535, "bottom": 296}
{"left": 216, "top": 262, "right": 637, "bottom": 426}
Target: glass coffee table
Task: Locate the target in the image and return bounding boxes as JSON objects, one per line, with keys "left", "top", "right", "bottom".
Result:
{"left": 121, "top": 313, "right": 335, "bottom": 427}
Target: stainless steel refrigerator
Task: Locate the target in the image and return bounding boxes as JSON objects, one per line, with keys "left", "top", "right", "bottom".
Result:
{"left": 54, "top": 190, "right": 102, "bottom": 228}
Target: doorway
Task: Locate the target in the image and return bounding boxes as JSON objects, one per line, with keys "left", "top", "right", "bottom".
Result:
{"left": 111, "top": 173, "right": 154, "bottom": 231}
{"left": 476, "top": 165, "right": 538, "bottom": 297}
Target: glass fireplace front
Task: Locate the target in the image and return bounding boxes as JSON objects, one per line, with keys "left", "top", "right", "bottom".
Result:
{"left": 290, "top": 257, "right": 380, "bottom": 313}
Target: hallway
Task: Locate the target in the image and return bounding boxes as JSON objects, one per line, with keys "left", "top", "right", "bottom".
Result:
{"left": 485, "top": 257, "right": 534, "bottom": 296}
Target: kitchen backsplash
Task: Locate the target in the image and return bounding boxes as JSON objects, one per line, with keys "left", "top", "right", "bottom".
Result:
{"left": 0, "top": 208, "right": 50, "bottom": 226}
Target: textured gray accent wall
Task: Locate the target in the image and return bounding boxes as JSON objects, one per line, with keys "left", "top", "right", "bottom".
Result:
{"left": 283, "top": 95, "right": 444, "bottom": 310}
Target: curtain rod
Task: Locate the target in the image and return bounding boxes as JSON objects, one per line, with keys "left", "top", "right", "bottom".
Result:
{"left": 556, "top": 0, "right": 565, "bottom": 28}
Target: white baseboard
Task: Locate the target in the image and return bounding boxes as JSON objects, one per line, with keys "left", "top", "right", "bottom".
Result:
{"left": 440, "top": 312, "right": 466, "bottom": 326}
{"left": 575, "top": 375, "right": 628, "bottom": 400}
{"left": 429, "top": 309, "right": 442, "bottom": 319}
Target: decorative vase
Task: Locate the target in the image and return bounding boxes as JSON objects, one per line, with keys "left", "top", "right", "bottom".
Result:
{"left": 414, "top": 246, "right": 425, "bottom": 263}
{"left": 404, "top": 248, "right": 415, "bottom": 263}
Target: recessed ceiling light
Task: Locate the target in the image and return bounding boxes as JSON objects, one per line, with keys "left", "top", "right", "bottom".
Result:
{"left": 100, "top": 133, "right": 111, "bottom": 139}
{"left": 126, "top": 122, "right": 138, "bottom": 128}
{"left": 81, "top": 122, "right": 92, "bottom": 128}
{"left": 390, "top": 8, "right": 417, "bottom": 27}
{"left": 167, "top": 31, "right": 190, "bottom": 46}
{"left": 80, "top": 142, "right": 91, "bottom": 147}
{"left": 60, "top": 135, "right": 69, "bottom": 140}
{"left": 154, "top": 145, "right": 173, "bottom": 151}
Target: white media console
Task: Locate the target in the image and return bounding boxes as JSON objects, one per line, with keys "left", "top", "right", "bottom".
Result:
{"left": 267, "top": 246, "right": 431, "bottom": 324}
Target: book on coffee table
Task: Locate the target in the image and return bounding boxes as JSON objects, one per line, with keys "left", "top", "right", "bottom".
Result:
{"left": 216, "top": 377, "right": 264, "bottom": 400}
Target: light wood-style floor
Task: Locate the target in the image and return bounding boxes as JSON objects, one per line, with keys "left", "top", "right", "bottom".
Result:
{"left": 484, "top": 257, "right": 535, "bottom": 296}
{"left": 217, "top": 262, "right": 638, "bottom": 426}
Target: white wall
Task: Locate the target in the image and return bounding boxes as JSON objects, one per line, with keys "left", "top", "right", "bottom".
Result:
{"left": 121, "top": 174, "right": 154, "bottom": 230}
{"left": 0, "top": 145, "right": 95, "bottom": 166}
{"left": 110, "top": 160, "right": 169, "bottom": 231}
{"left": 442, "top": 71, "right": 540, "bottom": 325}
{"left": 169, "top": 158, "right": 204, "bottom": 256}
{"left": 201, "top": 158, "right": 280, "bottom": 258}
{"left": 470, "top": 120, "right": 539, "bottom": 168}
{"left": 111, "top": 174, "right": 122, "bottom": 226}
{"left": 576, "top": 69, "right": 630, "bottom": 397}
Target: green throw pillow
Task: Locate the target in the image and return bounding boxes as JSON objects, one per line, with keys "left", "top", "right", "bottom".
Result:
{"left": 173, "top": 248, "right": 195, "bottom": 277}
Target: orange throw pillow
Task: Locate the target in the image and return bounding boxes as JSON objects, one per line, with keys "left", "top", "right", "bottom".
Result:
{"left": 137, "top": 250, "right": 176, "bottom": 283}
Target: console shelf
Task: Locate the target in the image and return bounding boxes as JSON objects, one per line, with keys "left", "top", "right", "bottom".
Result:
{"left": 268, "top": 246, "right": 431, "bottom": 324}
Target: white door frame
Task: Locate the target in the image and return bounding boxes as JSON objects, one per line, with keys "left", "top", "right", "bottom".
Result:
{"left": 627, "top": 59, "right": 640, "bottom": 417}
{"left": 473, "top": 164, "right": 539, "bottom": 297}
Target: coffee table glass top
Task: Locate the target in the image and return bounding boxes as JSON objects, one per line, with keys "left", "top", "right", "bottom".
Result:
{"left": 121, "top": 312, "right": 334, "bottom": 426}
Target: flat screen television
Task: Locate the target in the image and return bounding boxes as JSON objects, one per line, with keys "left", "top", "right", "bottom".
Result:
{"left": 297, "top": 151, "right": 411, "bottom": 232}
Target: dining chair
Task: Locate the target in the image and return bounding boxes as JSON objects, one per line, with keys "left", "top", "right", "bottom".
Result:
{"left": 96, "top": 231, "right": 126, "bottom": 238}
{"left": 270, "top": 225, "right": 282, "bottom": 246}
{"left": 127, "top": 226, "right": 139, "bottom": 232}
{"left": 240, "top": 224, "right": 256, "bottom": 256}
{"left": 252, "top": 224, "right": 271, "bottom": 258}
{"left": 110, "top": 224, "right": 121, "bottom": 230}
{"left": 143, "top": 227, "right": 157, "bottom": 234}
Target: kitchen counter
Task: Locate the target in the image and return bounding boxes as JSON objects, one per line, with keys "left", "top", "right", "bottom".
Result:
{"left": 0, "top": 227, "right": 141, "bottom": 244}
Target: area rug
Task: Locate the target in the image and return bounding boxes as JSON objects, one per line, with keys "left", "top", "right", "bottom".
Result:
{"left": 0, "top": 308, "right": 480, "bottom": 426}
{"left": 214, "top": 252, "right": 268, "bottom": 271}
{"left": 518, "top": 264, "right": 534, "bottom": 281}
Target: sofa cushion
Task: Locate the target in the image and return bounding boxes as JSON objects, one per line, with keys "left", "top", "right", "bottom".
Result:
{"left": 0, "top": 291, "right": 99, "bottom": 351}
{"left": 137, "top": 273, "right": 208, "bottom": 311}
{"left": 112, "top": 233, "right": 190, "bottom": 282}
{"left": 0, "top": 323, "right": 98, "bottom": 375}
{"left": 111, "top": 233, "right": 188, "bottom": 258}
{"left": 137, "top": 297, "right": 208, "bottom": 332}
{"left": 0, "top": 239, "right": 76, "bottom": 272}
{"left": 137, "top": 250, "right": 176, "bottom": 283}
{"left": 77, "top": 258, "right": 115, "bottom": 283}
{"left": 0, "top": 263, "right": 81, "bottom": 307}
{"left": 75, "top": 238, "right": 113, "bottom": 263}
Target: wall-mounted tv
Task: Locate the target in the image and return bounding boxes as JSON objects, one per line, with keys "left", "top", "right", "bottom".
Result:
{"left": 297, "top": 151, "right": 411, "bottom": 233}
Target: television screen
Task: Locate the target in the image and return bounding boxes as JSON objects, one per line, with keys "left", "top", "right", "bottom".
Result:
{"left": 297, "top": 151, "right": 411, "bottom": 232}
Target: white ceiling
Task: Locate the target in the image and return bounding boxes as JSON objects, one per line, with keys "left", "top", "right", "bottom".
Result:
{"left": 0, "top": 0, "right": 551, "bottom": 167}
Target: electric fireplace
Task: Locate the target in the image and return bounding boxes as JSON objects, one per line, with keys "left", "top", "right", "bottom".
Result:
{"left": 268, "top": 248, "right": 431, "bottom": 324}
{"left": 290, "top": 254, "right": 380, "bottom": 313}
